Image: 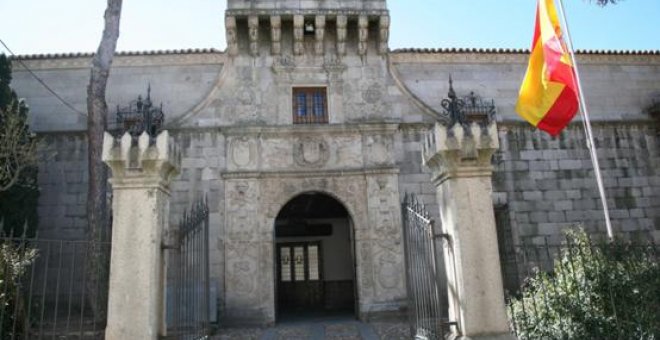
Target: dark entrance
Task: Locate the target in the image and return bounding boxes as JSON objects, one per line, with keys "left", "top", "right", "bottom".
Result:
{"left": 275, "top": 192, "right": 356, "bottom": 321}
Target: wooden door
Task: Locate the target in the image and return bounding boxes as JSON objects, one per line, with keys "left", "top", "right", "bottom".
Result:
{"left": 277, "top": 242, "right": 323, "bottom": 312}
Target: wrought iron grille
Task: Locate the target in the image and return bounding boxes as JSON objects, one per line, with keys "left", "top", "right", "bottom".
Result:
{"left": 164, "top": 198, "right": 210, "bottom": 340}
{"left": 115, "top": 85, "right": 164, "bottom": 137}
{"left": 401, "top": 194, "right": 453, "bottom": 340}
{"left": 0, "top": 223, "right": 111, "bottom": 339}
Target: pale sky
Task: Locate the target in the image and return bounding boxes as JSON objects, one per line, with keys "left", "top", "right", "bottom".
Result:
{"left": 0, "top": 0, "right": 659, "bottom": 56}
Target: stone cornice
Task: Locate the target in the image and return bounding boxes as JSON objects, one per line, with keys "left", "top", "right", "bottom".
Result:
{"left": 12, "top": 51, "right": 226, "bottom": 70}
{"left": 221, "top": 122, "right": 400, "bottom": 137}
{"left": 221, "top": 166, "right": 399, "bottom": 179}
{"left": 390, "top": 51, "right": 660, "bottom": 66}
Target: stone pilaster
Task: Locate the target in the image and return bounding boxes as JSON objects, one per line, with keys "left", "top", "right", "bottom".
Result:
{"left": 423, "top": 123, "right": 515, "bottom": 340}
{"left": 103, "top": 131, "right": 181, "bottom": 340}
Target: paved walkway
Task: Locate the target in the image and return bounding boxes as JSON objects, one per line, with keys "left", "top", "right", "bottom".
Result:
{"left": 212, "top": 317, "right": 410, "bottom": 340}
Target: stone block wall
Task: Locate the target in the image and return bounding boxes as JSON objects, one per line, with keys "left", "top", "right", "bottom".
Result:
{"left": 37, "top": 133, "right": 89, "bottom": 239}
{"left": 494, "top": 123, "right": 660, "bottom": 244}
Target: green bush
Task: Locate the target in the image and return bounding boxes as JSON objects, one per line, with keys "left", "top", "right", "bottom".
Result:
{"left": 508, "top": 228, "right": 660, "bottom": 340}
{"left": 0, "top": 241, "right": 37, "bottom": 337}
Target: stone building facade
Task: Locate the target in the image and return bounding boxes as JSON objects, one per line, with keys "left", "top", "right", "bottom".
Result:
{"left": 10, "top": 0, "right": 660, "bottom": 326}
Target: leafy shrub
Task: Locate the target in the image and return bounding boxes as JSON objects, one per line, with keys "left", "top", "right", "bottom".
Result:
{"left": 0, "top": 242, "right": 37, "bottom": 337}
{"left": 508, "top": 229, "right": 660, "bottom": 340}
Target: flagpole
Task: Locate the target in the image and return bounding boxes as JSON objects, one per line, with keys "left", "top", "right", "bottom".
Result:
{"left": 556, "top": 0, "right": 614, "bottom": 240}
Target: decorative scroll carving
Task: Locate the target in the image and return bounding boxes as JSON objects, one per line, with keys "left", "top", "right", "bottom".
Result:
{"left": 336, "top": 15, "right": 347, "bottom": 56}
{"left": 378, "top": 15, "right": 390, "bottom": 55}
{"left": 315, "top": 15, "right": 326, "bottom": 56}
{"left": 226, "top": 16, "right": 238, "bottom": 56}
{"left": 248, "top": 16, "right": 259, "bottom": 56}
{"left": 358, "top": 16, "right": 369, "bottom": 56}
{"left": 293, "top": 15, "right": 304, "bottom": 55}
{"left": 270, "top": 16, "right": 282, "bottom": 55}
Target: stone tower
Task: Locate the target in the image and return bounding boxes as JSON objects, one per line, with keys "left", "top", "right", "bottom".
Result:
{"left": 225, "top": 0, "right": 390, "bottom": 58}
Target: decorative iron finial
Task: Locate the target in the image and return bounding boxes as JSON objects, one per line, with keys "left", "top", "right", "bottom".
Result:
{"left": 439, "top": 76, "right": 496, "bottom": 129}
{"left": 115, "top": 85, "right": 165, "bottom": 137}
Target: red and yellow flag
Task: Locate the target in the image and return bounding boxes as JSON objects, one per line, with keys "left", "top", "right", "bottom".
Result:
{"left": 516, "top": 0, "right": 579, "bottom": 136}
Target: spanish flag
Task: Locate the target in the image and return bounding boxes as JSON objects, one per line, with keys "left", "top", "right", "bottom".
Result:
{"left": 516, "top": 0, "right": 579, "bottom": 136}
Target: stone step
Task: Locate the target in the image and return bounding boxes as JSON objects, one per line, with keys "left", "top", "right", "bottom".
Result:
{"left": 212, "top": 320, "right": 409, "bottom": 340}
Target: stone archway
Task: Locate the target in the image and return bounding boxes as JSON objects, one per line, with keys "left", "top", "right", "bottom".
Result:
{"left": 274, "top": 192, "right": 357, "bottom": 321}
{"left": 222, "top": 173, "right": 406, "bottom": 325}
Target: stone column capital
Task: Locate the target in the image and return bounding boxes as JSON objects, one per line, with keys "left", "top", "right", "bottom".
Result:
{"left": 423, "top": 122, "right": 499, "bottom": 183}
{"left": 102, "top": 131, "right": 181, "bottom": 190}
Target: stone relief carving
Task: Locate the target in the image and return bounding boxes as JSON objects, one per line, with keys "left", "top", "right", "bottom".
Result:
{"left": 226, "top": 242, "right": 258, "bottom": 297}
{"left": 227, "top": 211, "right": 257, "bottom": 241}
{"left": 365, "top": 135, "right": 392, "bottom": 165}
{"left": 375, "top": 246, "right": 402, "bottom": 291}
{"left": 294, "top": 137, "right": 330, "bottom": 168}
{"left": 362, "top": 83, "right": 383, "bottom": 104}
{"left": 230, "top": 137, "right": 255, "bottom": 168}
{"left": 227, "top": 181, "right": 257, "bottom": 211}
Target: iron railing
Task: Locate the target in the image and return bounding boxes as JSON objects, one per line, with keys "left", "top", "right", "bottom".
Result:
{"left": 401, "top": 194, "right": 453, "bottom": 340}
{"left": 164, "top": 198, "right": 210, "bottom": 340}
{"left": 502, "top": 233, "right": 660, "bottom": 340}
{"left": 0, "top": 224, "right": 111, "bottom": 339}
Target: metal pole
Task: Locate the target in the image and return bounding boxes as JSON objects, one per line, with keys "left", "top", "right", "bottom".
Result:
{"left": 556, "top": 0, "right": 614, "bottom": 239}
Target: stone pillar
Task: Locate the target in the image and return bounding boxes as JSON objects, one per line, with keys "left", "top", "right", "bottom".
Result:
{"left": 102, "top": 131, "right": 181, "bottom": 340}
{"left": 423, "top": 123, "right": 515, "bottom": 340}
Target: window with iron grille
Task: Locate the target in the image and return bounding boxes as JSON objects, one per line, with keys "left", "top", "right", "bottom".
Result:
{"left": 292, "top": 87, "right": 328, "bottom": 124}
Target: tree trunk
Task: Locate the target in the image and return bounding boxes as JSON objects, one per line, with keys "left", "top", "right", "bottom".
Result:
{"left": 86, "top": 0, "right": 122, "bottom": 321}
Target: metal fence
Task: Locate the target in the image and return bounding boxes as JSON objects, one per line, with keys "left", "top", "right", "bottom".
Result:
{"left": 502, "top": 233, "right": 660, "bottom": 340}
{"left": 401, "top": 194, "right": 453, "bottom": 340}
{"left": 164, "top": 198, "right": 210, "bottom": 340}
{"left": 0, "top": 224, "right": 111, "bottom": 339}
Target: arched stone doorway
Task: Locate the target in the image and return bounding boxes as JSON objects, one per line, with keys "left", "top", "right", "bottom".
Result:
{"left": 274, "top": 192, "right": 357, "bottom": 321}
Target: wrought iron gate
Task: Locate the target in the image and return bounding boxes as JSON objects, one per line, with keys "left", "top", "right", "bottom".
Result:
{"left": 164, "top": 198, "right": 210, "bottom": 340}
{"left": 401, "top": 194, "right": 452, "bottom": 340}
